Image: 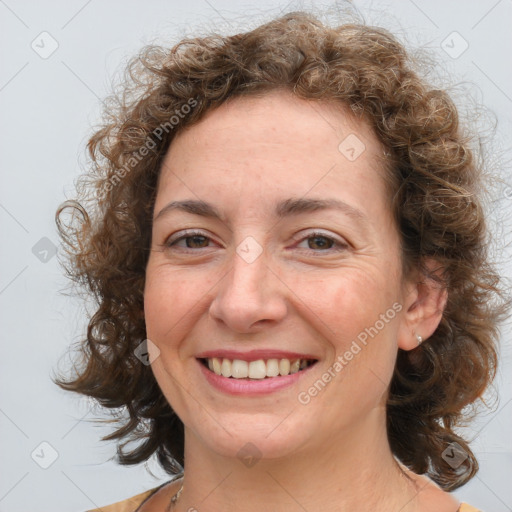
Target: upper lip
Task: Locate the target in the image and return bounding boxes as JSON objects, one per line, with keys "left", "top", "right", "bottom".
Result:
{"left": 196, "top": 349, "right": 319, "bottom": 362}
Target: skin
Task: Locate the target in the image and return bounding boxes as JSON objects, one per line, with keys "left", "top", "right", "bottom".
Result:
{"left": 142, "top": 90, "right": 458, "bottom": 511}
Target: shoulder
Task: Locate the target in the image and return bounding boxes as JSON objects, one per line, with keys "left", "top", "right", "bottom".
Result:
{"left": 85, "top": 478, "right": 178, "bottom": 512}
{"left": 399, "top": 468, "right": 464, "bottom": 512}
{"left": 458, "top": 505, "right": 482, "bottom": 512}
{"left": 414, "top": 479, "right": 482, "bottom": 512}
{"left": 86, "top": 488, "right": 156, "bottom": 512}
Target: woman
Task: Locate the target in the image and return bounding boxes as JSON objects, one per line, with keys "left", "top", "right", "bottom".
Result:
{"left": 55, "top": 11, "right": 507, "bottom": 512}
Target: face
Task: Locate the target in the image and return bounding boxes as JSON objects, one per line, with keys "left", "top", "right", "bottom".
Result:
{"left": 144, "top": 91, "right": 411, "bottom": 461}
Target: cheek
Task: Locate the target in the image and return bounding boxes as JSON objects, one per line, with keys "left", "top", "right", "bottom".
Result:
{"left": 144, "top": 267, "right": 202, "bottom": 341}
{"left": 143, "top": 264, "right": 226, "bottom": 354}
{"left": 293, "top": 269, "right": 400, "bottom": 379}
{"left": 292, "top": 269, "right": 393, "bottom": 340}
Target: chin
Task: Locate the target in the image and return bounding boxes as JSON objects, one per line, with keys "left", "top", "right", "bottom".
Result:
{"left": 187, "top": 412, "right": 311, "bottom": 462}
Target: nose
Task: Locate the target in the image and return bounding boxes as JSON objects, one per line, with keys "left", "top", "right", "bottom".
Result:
{"left": 209, "top": 249, "right": 288, "bottom": 333}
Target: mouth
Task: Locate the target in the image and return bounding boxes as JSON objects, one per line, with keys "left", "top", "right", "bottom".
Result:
{"left": 198, "top": 357, "right": 318, "bottom": 380}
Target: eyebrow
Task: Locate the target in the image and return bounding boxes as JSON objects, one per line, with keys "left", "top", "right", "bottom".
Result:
{"left": 153, "top": 197, "right": 368, "bottom": 227}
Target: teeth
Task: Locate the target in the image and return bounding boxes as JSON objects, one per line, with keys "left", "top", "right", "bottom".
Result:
{"left": 205, "top": 357, "right": 314, "bottom": 379}
{"left": 266, "top": 359, "right": 280, "bottom": 377}
{"left": 279, "top": 358, "right": 290, "bottom": 376}
{"left": 232, "top": 359, "right": 248, "bottom": 378}
{"left": 221, "top": 358, "right": 232, "bottom": 378}
{"left": 248, "top": 360, "right": 266, "bottom": 379}
{"left": 212, "top": 357, "right": 221, "bottom": 375}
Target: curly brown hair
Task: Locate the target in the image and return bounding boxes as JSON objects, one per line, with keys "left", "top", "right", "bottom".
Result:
{"left": 54, "top": 11, "right": 508, "bottom": 491}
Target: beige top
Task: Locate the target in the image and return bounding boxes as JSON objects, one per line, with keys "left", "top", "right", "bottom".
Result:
{"left": 88, "top": 488, "right": 155, "bottom": 511}
{"left": 87, "top": 485, "right": 482, "bottom": 512}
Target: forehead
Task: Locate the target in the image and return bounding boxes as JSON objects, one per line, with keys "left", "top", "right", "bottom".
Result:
{"left": 170, "top": 91, "right": 385, "bottom": 162}
{"left": 156, "top": 91, "right": 390, "bottom": 220}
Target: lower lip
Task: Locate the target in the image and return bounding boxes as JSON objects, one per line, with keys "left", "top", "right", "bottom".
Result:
{"left": 198, "top": 359, "right": 316, "bottom": 396}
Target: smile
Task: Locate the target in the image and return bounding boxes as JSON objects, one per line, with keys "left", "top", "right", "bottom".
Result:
{"left": 200, "top": 357, "right": 317, "bottom": 380}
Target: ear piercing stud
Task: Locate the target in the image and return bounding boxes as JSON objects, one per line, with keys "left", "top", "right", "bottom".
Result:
{"left": 415, "top": 333, "right": 423, "bottom": 346}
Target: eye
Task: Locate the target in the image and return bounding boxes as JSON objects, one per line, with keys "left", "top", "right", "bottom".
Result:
{"left": 164, "top": 230, "right": 216, "bottom": 250}
{"left": 162, "top": 230, "right": 349, "bottom": 254}
{"left": 294, "top": 231, "right": 348, "bottom": 252}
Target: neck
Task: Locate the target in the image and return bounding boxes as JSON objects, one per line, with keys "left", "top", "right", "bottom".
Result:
{"left": 174, "top": 407, "right": 421, "bottom": 512}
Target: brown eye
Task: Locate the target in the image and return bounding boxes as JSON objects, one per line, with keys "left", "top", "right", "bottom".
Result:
{"left": 295, "top": 231, "right": 348, "bottom": 252}
{"left": 307, "top": 235, "right": 335, "bottom": 250}
{"left": 164, "top": 231, "right": 215, "bottom": 250}
{"left": 182, "top": 235, "right": 209, "bottom": 248}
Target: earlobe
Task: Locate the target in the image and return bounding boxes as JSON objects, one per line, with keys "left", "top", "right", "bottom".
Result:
{"left": 397, "top": 260, "right": 448, "bottom": 351}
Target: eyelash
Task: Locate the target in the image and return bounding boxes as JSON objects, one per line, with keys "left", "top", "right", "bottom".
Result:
{"left": 163, "top": 230, "right": 349, "bottom": 254}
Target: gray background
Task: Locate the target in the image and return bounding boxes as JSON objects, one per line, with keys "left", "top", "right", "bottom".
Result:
{"left": 1, "top": 1, "right": 511, "bottom": 511}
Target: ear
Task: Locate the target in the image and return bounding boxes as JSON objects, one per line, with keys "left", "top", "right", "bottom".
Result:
{"left": 397, "top": 259, "right": 448, "bottom": 351}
